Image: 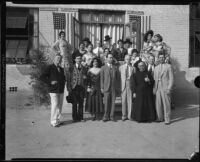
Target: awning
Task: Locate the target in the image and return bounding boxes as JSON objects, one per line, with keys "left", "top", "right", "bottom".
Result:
{"left": 196, "top": 34, "right": 200, "bottom": 42}
{"left": 6, "top": 16, "right": 27, "bottom": 28}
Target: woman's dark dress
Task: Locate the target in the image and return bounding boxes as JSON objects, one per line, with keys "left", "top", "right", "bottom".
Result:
{"left": 85, "top": 71, "right": 104, "bottom": 116}
{"left": 131, "top": 70, "right": 156, "bottom": 122}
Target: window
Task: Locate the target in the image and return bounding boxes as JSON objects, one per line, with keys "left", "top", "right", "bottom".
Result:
{"left": 124, "top": 14, "right": 151, "bottom": 51}
{"left": 190, "top": 3, "right": 200, "bottom": 67}
{"left": 79, "top": 10, "right": 125, "bottom": 48}
{"left": 6, "top": 7, "right": 39, "bottom": 64}
{"left": 52, "top": 12, "right": 66, "bottom": 41}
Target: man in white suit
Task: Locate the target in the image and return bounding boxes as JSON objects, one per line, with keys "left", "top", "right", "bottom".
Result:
{"left": 119, "top": 55, "right": 136, "bottom": 121}
{"left": 153, "top": 52, "right": 174, "bottom": 125}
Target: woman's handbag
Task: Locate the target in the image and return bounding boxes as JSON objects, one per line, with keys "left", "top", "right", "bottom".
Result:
{"left": 66, "top": 92, "right": 74, "bottom": 103}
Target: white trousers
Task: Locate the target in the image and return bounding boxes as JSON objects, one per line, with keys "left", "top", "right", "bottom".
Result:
{"left": 155, "top": 83, "right": 171, "bottom": 122}
{"left": 121, "top": 80, "right": 133, "bottom": 120}
{"left": 49, "top": 93, "right": 64, "bottom": 125}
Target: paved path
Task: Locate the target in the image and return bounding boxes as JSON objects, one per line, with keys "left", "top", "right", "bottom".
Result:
{"left": 5, "top": 90, "right": 199, "bottom": 159}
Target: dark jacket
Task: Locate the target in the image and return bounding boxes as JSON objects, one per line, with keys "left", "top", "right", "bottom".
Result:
{"left": 39, "top": 64, "right": 65, "bottom": 93}
{"left": 70, "top": 64, "right": 87, "bottom": 89}
{"left": 100, "top": 64, "right": 120, "bottom": 93}
{"left": 113, "top": 48, "right": 128, "bottom": 61}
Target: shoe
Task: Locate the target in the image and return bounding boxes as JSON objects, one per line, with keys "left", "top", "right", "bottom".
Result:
{"left": 129, "top": 118, "right": 134, "bottom": 121}
{"left": 165, "top": 121, "right": 170, "bottom": 125}
{"left": 122, "top": 117, "right": 128, "bottom": 121}
{"left": 155, "top": 119, "right": 163, "bottom": 122}
{"left": 92, "top": 117, "right": 96, "bottom": 121}
{"left": 110, "top": 118, "right": 117, "bottom": 122}
{"left": 80, "top": 119, "right": 86, "bottom": 122}
{"left": 102, "top": 118, "right": 108, "bottom": 122}
{"left": 50, "top": 123, "right": 60, "bottom": 127}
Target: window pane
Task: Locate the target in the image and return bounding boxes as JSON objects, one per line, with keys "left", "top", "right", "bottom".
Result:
{"left": 18, "top": 40, "right": 28, "bottom": 48}
{"left": 6, "top": 49, "right": 17, "bottom": 58}
{"left": 16, "top": 48, "right": 27, "bottom": 58}
{"left": 33, "top": 22, "right": 38, "bottom": 37}
{"left": 7, "top": 40, "right": 19, "bottom": 49}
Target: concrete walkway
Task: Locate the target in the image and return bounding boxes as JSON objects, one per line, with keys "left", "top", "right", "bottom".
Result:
{"left": 6, "top": 90, "right": 199, "bottom": 159}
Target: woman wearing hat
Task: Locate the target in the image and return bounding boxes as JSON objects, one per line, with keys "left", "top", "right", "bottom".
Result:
{"left": 102, "top": 35, "right": 113, "bottom": 52}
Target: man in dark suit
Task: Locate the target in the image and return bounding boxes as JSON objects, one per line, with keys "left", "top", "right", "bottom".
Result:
{"left": 147, "top": 55, "right": 156, "bottom": 77}
{"left": 100, "top": 53, "right": 120, "bottom": 122}
{"left": 113, "top": 39, "right": 128, "bottom": 62}
{"left": 69, "top": 54, "right": 87, "bottom": 122}
{"left": 39, "top": 54, "right": 65, "bottom": 127}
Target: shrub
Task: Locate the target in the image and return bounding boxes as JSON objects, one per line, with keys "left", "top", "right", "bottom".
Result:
{"left": 29, "top": 47, "right": 54, "bottom": 106}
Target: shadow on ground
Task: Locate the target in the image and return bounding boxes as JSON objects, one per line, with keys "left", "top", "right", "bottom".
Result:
{"left": 170, "top": 105, "right": 199, "bottom": 124}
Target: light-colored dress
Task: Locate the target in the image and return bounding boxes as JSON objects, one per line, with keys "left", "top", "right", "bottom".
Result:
{"left": 52, "top": 39, "right": 73, "bottom": 90}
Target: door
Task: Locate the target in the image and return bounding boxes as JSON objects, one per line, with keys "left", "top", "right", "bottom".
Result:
{"left": 72, "top": 17, "right": 81, "bottom": 50}
{"left": 124, "top": 18, "right": 141, "bottom": 51}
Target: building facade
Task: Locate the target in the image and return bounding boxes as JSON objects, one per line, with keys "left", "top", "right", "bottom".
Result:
{"left": 5, "top": 3, "right": 200, "bottom": 105}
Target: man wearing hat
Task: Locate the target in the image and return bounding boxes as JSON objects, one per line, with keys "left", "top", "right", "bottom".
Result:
{"left": 124, "top": 38, "right": 133, "bottom": 55}
{"left": 113, "top": 39, "right": 128, "bottom": 62}
{"left": 103, "top": 35, "right": 113, "bottom": 52}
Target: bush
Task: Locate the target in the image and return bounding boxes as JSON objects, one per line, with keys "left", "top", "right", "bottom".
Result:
{"left": 29, "top": 47, "right": 54, "bottom": 106}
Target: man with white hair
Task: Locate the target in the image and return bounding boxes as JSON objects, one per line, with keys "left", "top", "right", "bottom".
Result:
{"left": 119, "top": 55, "right": 136, "bottom": 121}
{"left": 93, "top": 40, "right": 104, "bottom": 57}
{"left": 39, "top": 54, "right": 66, "bottom": 127}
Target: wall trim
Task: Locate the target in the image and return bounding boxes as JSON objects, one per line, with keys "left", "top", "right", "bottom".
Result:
{"left": 39, "top": 7, "right": 58, "bottom": 11}
{"left": 126, "top": 10, "right": 144, "bottom": 15}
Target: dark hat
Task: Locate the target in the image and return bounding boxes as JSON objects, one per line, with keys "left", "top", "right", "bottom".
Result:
{"left": 104, "top": 35, "right": 112, "bottom": 41}
{"left": 66, "top": 92, "right": 74, "bottom": 103}
{"left": 117, "top": 39, "right": 124, "bottom": 44}
{"left": 82, "top": 37, "right": 90, "bottom": 43}
{"left": 124, "top": 38, "right": 132, "bottom": 44}
{"left": 154, "top": 34, "right": 163, "bottom": 42}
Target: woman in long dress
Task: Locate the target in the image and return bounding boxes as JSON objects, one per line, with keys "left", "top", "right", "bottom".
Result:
{"left": 132, "top": 61, "right": 156, "bottom": 122}
{"left": 52, "top": 31, "right": 73, "bottom": 90}
{"left": 85, "top": 57, "right": 103, "bottom": 120}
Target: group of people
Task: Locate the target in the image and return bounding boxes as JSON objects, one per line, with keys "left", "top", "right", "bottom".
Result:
{"left": 39, "top": 30, "right": 174, "bottom": 127}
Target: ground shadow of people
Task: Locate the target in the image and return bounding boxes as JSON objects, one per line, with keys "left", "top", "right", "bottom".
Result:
{"left": 170, "top": 57, "right": 199, "bottom": 123}
{"left": 170, "top": 105, "right": 199, "bottom": 124}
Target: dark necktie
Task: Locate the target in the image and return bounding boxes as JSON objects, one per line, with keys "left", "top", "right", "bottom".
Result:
{"left": 57, "top": 66, "right": 60, "bottom": 73}
{"left": 77, "top": 65, "right": 81, "bottom": 71}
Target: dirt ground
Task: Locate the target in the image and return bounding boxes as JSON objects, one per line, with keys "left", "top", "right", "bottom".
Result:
{"left": 5, "top": 90, "right": 199, "bottom": 159}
